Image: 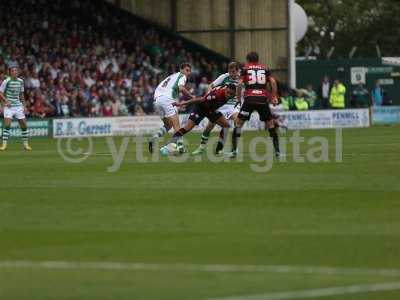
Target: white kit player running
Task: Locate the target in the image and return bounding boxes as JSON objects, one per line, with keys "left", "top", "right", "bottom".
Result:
{"left": 148, "top": 62, "right": 194, "bottom": 153}
{"left": 192, "top": 62, "right": 241, "bottom": 155}
{"left": 0, "top": 65, "right": 31, "bottom": 151}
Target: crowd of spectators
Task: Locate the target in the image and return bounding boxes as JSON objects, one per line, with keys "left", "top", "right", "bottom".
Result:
{"left": 0, "top": 0, "right": 225, "bottom": 118}
{"left": 1, "top": 1, "right": 394, "bottom": 119}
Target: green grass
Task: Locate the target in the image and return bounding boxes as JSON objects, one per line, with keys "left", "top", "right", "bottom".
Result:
{"left": 1, "top": 126, "right": 400, "bottom": 300}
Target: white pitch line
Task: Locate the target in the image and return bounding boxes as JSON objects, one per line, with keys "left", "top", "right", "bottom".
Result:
{"left": 1, "top": 261, "right": 400, "bottom": 278}
{"left": 208, "top": 281, "right": 400, "bottom": 300}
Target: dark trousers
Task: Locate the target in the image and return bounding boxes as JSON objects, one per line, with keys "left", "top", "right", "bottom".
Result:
{"left": 321, "top": 97, "right": 329, "bottom": 109}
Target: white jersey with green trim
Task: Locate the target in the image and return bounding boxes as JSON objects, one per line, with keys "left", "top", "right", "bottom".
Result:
{"left": 212, "top": 73, "right": 240, "bottom": 105}
{"left": 212, "top": 73, "right": 239, "bottom": 87}
{"left": 155, "top": 72, "right": 187, "bottom": 100}
{"left": 0, "top": 77, "right": 24, "bottom": 107}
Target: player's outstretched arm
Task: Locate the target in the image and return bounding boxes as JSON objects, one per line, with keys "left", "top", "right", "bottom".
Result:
{"left": 174, "top": 97, "right": 204, "bottom": 107}
{"left": 208, "top": 74, "right": 225, "bottom": 91}
{"left": 0, "top": 91, "right": 6, "bottom": 103}
{"left": 0, "top": 92, "right": 10, "bottom": 107}
{"left": 0, "top": 80, "right": 10, "bottom": 106}
{"left": 178, "top": 85, "right": 194, "bottom": 99}
{"left": 269, "top": 77, "right": 278, "bottom": 104}
{"left": 236, "top": 80, "right": 243, "bottom": 105}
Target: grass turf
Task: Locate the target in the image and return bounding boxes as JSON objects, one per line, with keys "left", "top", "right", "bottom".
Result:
{"left": 0, "top": 126, "right": 400, "bottom": 300}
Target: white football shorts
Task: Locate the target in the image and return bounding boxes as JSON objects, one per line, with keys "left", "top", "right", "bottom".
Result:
{"left": 218, "top": 103, "right": 240, "bottom": 120}
{"left": 154, "top": 95, "right": 178, "bottom": 119}
{"left": 3, "top": 106, "right": 25, "bottom": 120}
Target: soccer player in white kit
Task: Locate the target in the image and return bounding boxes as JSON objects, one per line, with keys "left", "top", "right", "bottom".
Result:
{"left": 0, "top": 66, "right": 31, "bottom": 151}
{"left": 148, "top": 63, "right": 194, "bottom": 153}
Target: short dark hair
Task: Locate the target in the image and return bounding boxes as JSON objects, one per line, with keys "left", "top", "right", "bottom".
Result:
{"left": 180, "top": 62, "right": 192, "bottom": 70}
{"left": 226, "top": 83, "right": 236, "bottom": 91}
{"left": 228, "top": 61, "right": 239, "bottom": 70}
{"left": 246, "top": 52, "right": 259, "bottom": 63}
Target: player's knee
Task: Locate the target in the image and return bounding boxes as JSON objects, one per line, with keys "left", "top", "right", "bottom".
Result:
{"left": 203, "top": 128, "right": 212, "bottom": 135}
{"left": 220, "top": 122, "right": 229, "bottom": 128}
{"left": 206, "top": 123, "right": 215, "bottom": 132}
{"left": 185, "top": 122, "right": 195, "bottom": 132}
{"left": 235, "top": 120, "right": 244, "bottom": 128}
{"left": 19, "top": 123, "right": 28, "bottom": 130}
{"left": 163, "top": 123, "right": 171, "bottom": 132}
{"left": 171, "top": 119, "right": 180, "bottom": 128}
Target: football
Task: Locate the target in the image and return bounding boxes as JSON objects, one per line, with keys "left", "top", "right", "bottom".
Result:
{"left": 160, "top": 143, "right": 178, "bottom": 156}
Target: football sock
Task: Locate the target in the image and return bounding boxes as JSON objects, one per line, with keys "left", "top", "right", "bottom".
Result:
{"left": 231, "top": 127, "right": 241, "bottom": 152}
{"left": 171, "top": 128, "right": 187, "bottom": 143}
{"left": 200, "top": 131, "right": 210, "bottom": 148}
{"left": 151, "top": 125, "right": 168, "bottom": 140}
{"left": 21, "top": 128, "right": 29, "bottom": 145}
{"left": 2, "top": 126, "right": 10, "bottom": 144}
{"left": 268, "top": 127, "right": 280, "bottom": 154}
{"left": 215, "top": 128, "right": 228, "bottom": 153}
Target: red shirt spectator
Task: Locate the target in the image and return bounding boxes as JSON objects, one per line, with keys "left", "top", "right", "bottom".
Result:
{"left": 102, "top": 102, "right": 113, "bottom": 117}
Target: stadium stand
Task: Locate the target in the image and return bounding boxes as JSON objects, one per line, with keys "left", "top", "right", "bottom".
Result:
{"left": 0, "top": 0, "right": 226, "bottom": 118}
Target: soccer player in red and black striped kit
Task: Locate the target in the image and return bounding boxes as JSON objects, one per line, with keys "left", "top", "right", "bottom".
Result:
{"left": 165, "top": 84, "right": 237, "bottom": 152}
{"left": 229, "top": 51, "right": 281, "bottom": 158}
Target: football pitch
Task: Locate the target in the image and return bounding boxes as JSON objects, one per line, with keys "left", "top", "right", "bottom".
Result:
{"left": 1, "top": 126, "right": 400, "bottom": 300}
